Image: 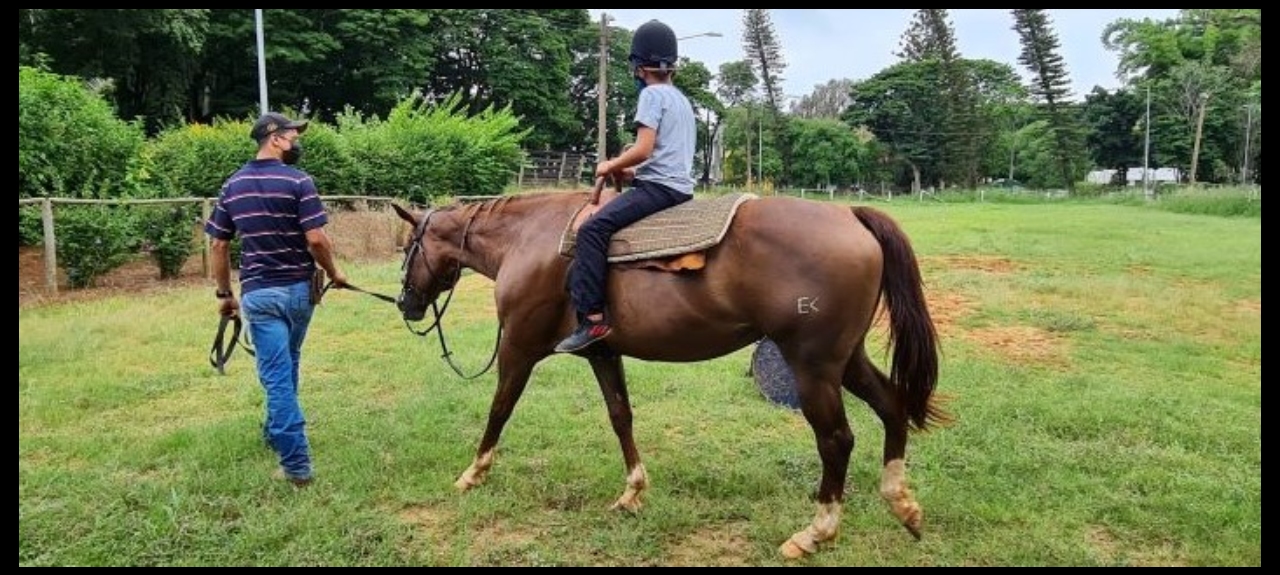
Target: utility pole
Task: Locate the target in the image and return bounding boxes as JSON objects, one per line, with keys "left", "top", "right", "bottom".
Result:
{"left": 255, "top": 9, "right": 268, "bottom": 115}
{"left": 1241, "top": 102, "right": 1255, "bottom": 185}
{"left": 1143, "top": 84, "right": 1152, "bottom": 200}
{"left": 595, "top": 13, "right": 613, "bottom": 164}
{"left": 758, "top": 113, "right": 763, "bottom": 192}
{"left": 1189, "top": 91, "right": 1209, "bottom": 185}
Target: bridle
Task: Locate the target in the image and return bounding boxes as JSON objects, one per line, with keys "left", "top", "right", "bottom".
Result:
{"left": 398, "top": 206, "right": 501, "bottom": 380}
{"left": 208, "top": 205, "right": 500, "bottom": 380}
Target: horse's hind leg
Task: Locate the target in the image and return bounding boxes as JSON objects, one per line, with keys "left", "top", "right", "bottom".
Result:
{"left": 779, "top": 358, "right": 854, "bottom": 559}
{"left": 842, "top": 346, "right": 923, "bottom": 539}
{"left": 455, "top": 346, "right": 538, "bottom": 491}
{"left": 588, "top": 353, "right": 648, "bottom": 512}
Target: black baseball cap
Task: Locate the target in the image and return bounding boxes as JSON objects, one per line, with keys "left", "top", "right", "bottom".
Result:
{"left": 249, "top": 112, "right": 309, "bottom": 142}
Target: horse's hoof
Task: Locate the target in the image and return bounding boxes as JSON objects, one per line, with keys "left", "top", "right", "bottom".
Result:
{"left": 454, "top": 477, "right": 479, "bottom": 491}
{"left": 608, "top": 498, "right": 642, "bottom": 513}
{"left": 779, "top": 538, "right": 813, "bottom": 560}
{"left": 897, "top": 503, "right": 922, "bottom": 540}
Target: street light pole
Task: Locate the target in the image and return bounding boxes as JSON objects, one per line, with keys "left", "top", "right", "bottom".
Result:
{"left": 1142, "top": 84, "right": 1152, "bottom": 199}
{"left": 255, "top": 9, "right": 268, "bottom": 114}
{"left": 758, "top": 112, "right": 763, "bottom": 192}
{"left": 596, "top": 13, "right": 614, "bottom": 164}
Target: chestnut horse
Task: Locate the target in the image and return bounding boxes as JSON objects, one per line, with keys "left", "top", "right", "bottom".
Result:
{"left": 392, "top": 189, "right": 947, "bottom": 559}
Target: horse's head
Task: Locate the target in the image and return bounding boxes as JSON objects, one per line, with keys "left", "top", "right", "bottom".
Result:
{"left": 393, "top": 203, "right": 461, "bottom": 322}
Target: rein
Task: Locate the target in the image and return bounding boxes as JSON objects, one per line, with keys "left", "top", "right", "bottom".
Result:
{"left": 209, "top": 313, "right": 253, "bottom": 375}
{"left": 400, "top": 206, "right": 502, "bottom": 380}
{"left": 207, "top": 204, "right": 503, "bottom": 381}
{"left": 207, "top": 279, "right": 394, "bottom": 376}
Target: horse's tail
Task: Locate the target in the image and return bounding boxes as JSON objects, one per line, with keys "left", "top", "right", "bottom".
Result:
{"left": 852, "top": 206, "right": 948, "bottom": 431}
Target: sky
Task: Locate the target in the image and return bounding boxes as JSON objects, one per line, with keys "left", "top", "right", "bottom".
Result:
{"left": 588, "top": 9, "right": 1181, "bottom": 101}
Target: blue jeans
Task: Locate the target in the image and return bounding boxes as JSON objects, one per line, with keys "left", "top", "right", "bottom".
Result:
{"left": 241, "top": 280, "right": 315, "bottom": 480}
{"left": 568, "top": 180, "right": 691, "bottom": 318}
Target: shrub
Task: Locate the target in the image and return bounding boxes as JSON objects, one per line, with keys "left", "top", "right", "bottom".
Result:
{"left": 1155, "top": 187, "right": 1262, "bottom": 218}
{"left": 137, "top": 204, "right": 199, "bottom": 279}
{"left": 140, "top": 118, "right": 256, "bottom": 198}
{"left": 55, "top": 205, "right": 140, "bottom": 288}
{"left": 341, "top": 92, "right": 528, "bottom": 203}
{"left": 18, "top": 66, "right": 146, "bottom": 202}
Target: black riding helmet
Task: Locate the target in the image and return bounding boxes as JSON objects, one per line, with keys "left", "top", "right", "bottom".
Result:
{"left": 629, "top": 19, "right": 678, "bottom": 71}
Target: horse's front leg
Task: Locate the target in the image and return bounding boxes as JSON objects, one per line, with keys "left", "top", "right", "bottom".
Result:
{"left": 454, "top": 344, "right": 538, "bottom": 491}
{"left": 587, "top": 352, "right": 647, "bottom": 513}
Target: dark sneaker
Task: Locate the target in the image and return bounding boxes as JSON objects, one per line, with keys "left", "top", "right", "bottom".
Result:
{"left": 554, "top": 322, "right": 613, "bottom": 354}
{"left": 273, "top": 467, "right": 313, "bottom": 488}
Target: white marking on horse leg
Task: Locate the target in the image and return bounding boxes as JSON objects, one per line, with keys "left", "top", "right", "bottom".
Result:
{"left": 779, "top": 501, "right": 843, "bottom": 559}
{"left": 879, "top": 458, "right": 922, "bottom": 534}
{"left": 609, "top": 463, "right": 648, "bottom": 512}
{"left": 454, "top": 448, "right": 496, "bottom": 491}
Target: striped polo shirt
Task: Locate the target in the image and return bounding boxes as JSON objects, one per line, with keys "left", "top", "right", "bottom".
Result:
{"left": 204, "top": 159, "right": 328, "bottom": 294}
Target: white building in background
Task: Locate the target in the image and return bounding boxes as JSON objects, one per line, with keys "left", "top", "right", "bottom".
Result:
{"left": 1086, "top": 167, "right": 1182, "bottom": 186}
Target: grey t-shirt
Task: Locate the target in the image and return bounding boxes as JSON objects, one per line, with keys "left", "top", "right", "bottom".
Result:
{"left": 632, "top": 83, "right": 696, "bottom": 195}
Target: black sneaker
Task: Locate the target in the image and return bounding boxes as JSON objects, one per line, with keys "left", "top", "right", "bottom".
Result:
{"left": 273, "top": 467, "right": 313, "bottom": 488}
{"left": 554, "top": 322, "right": 613, "bottom": 354}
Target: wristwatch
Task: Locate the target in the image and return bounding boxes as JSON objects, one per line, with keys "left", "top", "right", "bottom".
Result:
{"left": 216, "top": 289, "right": 234, "bottom": 299}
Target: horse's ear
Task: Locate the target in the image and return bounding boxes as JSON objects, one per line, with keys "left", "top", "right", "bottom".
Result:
{"left": 392, "top": 203, "right": 418, "bottom": 226}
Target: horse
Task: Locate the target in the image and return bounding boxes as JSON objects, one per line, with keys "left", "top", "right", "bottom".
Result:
{"left": 391, "top": 186, "right": 947, "bottom": 559}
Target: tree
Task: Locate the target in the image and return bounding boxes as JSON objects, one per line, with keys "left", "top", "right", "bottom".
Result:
{"left": 741, "top": 9, "right": 792, "bottom": 185}
{"left": 741, "top": 9, "right": 786, "bottom": 113}
{"left": 714, "top": 61, "right": 758, "bottom": 186}
{"left": 1166, "top": 60, "right": 1233, "bottom": 183}
{"left": 1012, "top": 9, "right": 1085, "bottom": 191}
{"left": 1082, "top": 87, "right": 1144, "bottom": 186}
{"left": 788, "top": 118, "right": 865, "bottom": 189}
{"left": 672, "top": 59, "right": 718, "bottom": 186}
{"left": 843, "top": 61, "right": 949, "bottom": 192}
{"left": 895, "top": 9, "right": 983, "bottom": 188}
{"left": 790, "top": 79, "right": 853, "bottom": 120}
{"left": 20, "top": 9, "right": 211, "bottom": 135}
{"left": 966, "top": 59, "right": 1032, "bottom": 183}
{"left": 1103, "top": 10, "right": 1261, "bottom": 184}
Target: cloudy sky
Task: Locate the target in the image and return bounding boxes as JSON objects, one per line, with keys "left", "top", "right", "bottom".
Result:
{"left": 588, "top": 9, "right": 1180, "bottom": 101}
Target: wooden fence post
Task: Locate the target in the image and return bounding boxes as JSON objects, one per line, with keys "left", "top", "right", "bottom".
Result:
{"left": 41, "top": 198, "right": 57, "bottom": 294}
{"left": 201, "top": 198, "right": 212, "bottom": 278}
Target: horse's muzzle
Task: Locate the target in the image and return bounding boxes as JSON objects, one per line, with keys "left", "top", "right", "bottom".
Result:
{"left": 397, "top": 292, "right": 428, "bottom": 322}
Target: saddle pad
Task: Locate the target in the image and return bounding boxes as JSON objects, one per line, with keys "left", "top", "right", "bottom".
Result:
{"left": 560, "top": 192, "right": 758, "bottom": 263}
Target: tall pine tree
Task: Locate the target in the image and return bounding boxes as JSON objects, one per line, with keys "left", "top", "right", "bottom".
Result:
{"left": 741, "top": 9, "right": 791, "bottom": 185}
{"left": 896, "top": 10, "right": 983, "bottom": 188}
{"left": 1012, "top": 9, "right": 1084, "bottom": 191}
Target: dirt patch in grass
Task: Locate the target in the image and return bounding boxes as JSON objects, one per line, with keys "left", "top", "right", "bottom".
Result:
{"left": 925, "top": 254, "right": 1020, "bottom": 274}
{"left": 659, "top": 521, "right": 755, "bottom": 567}
{"left": 964, "top": 325, "right": 1070, "bottom": 367}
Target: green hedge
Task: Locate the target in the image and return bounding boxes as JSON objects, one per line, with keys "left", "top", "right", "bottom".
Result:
{"left": 141, "top": 93, "right": 527, "bottom": 203}
{"left": 20, "top": 72, "right": 530, "bottom": 288}
{"left": 18, "top": 66, "right": 146, "bottom": 200}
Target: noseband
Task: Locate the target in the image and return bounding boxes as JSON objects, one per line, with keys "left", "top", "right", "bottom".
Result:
{"left": 399, "top": 208, "right": 461, "bottom": 336}
{"left": 399, "top": 206, "right": 500, "bottom": 380}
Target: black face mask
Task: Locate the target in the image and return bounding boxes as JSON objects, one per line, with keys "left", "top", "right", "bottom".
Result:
{"left": 281, "top": 142, "right": 303, "bottom": 165}
{"left": 634, "top": 75, "right": 647, "bottom": 95}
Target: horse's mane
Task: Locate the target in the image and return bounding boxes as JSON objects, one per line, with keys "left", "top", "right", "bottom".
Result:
{"left": 448, "top": 189, "right": 587, "bottom": 220}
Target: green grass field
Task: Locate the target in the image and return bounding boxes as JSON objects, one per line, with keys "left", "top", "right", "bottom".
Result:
{"left": 19, "top": 195, "right": 1261, "bottom": 566}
